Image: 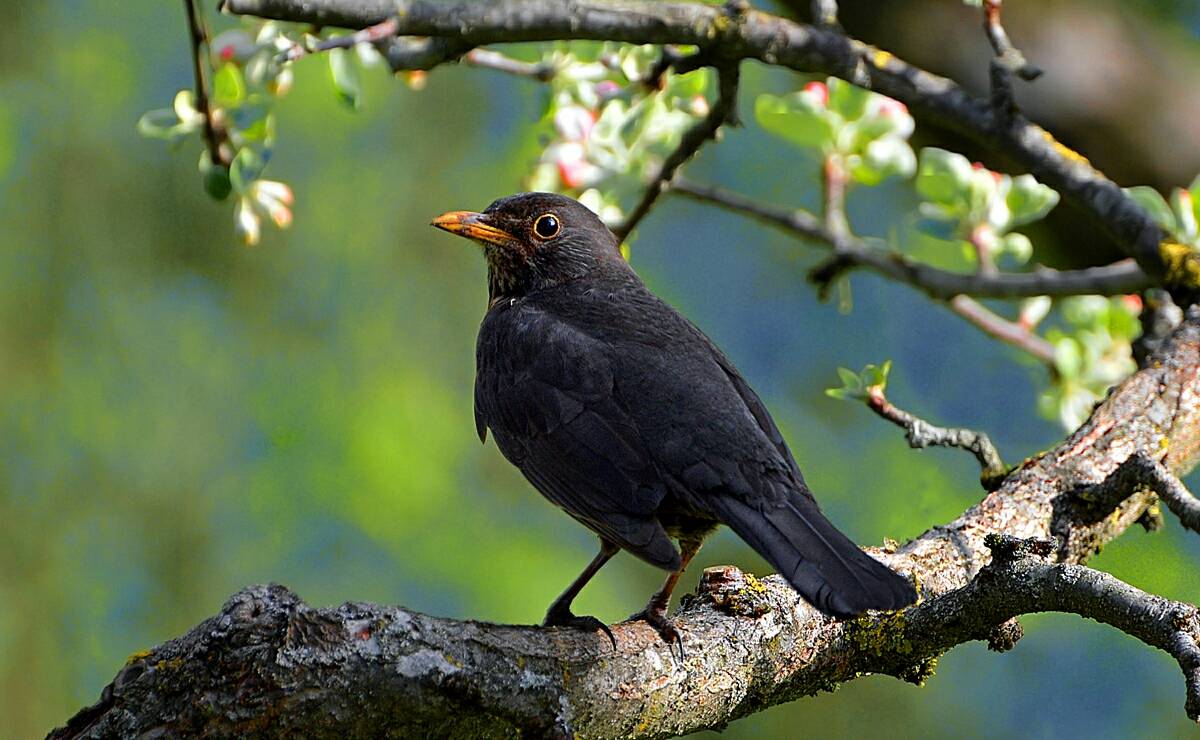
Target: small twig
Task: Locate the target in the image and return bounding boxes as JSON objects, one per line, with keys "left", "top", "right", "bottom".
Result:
{"left": 969, "top": 225, "right": 998, "bottom": 276}
{"left": 464, "top": 49, "right": 556, "bottom": 80}
{"left": 612, "top": 63, "right": 741, "bottom": 242}
{"left": 810, "top": 0, "right": 839, "bottom": 28}
{"left": 671, "top": 179, "right": 1152, "bottom": 299}
{"left": 949, "top": 295, "right": 1056, "bottom": 367}
{"left": 865, "top": 384, "right": 1008, "bottom": 488}
{"left": 1086, "top": 453, "right": 1200, "bottom": 534}
{"left": 821, "top": 155, "right": 850, "bottom": 242}
{"left": 182, "top": 0, "right": 227, "bottom": 166}
{"left": 982, "top": 0, "right": 1041, "bottom": 119}
{"left": 279, "top": 17, "right": 474, "bottom": 71}
{"left": 982, "top": 1, "right": 1042, "bottom": 81}
{"left": 285, "top": 16, "right": 402, "bottom": 61}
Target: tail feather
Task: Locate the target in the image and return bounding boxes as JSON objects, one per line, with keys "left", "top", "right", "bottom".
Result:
{"left": 713, "top": 493, "right": 916, "bottom": 618}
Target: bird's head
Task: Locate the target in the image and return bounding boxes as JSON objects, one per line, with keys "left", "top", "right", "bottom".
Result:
{"left": 431, "top": 192, "right": 623, "bottom": 300}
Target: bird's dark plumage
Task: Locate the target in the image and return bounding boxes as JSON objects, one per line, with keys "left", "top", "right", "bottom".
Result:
{"left": 432, "top": 192, "right": 915, "bottom": 640}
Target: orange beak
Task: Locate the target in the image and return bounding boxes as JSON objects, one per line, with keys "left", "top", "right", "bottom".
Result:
{"left": 431, "top": 211, "right": 523, "bottom": 250}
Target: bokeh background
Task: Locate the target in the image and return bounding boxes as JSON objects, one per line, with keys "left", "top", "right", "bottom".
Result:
{"left": 4, "top": 1, "right": 1200, "bottom": 737}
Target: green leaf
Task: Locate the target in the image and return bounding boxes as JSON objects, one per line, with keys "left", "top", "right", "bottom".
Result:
{"left": 328, "top": 47, "right": 362, "bottom": 110}
{"left": 916, "top": 147, "right": 973, "bottom": 205}
{"left": 826, "top": 78, "right": 869, "bottom": 122}
{"left": 1124, "top": 186, "right": 1176, "bottom": 233}
{"left": 136, "top": 109, "right": 187, "bottom": 140}
{"left": 1006, "top": 174, "right": 1059, "bottom": 227}
{"left": 755, "top": 92, "right": 836, "bottom": 152}
{"left": 1053, "top": 337, "right": 1083, "bottom": 379}
{"left": 1170, "top": 187, "right": 1198, "bottom": 241}
{"left": 836, "top": 366, "right": 862, "bottom": 390}
{"left": 862, "top": 360, "right": 892, "bottom": 391}
{"left": 213, "top": 63, "right": 247, "bottom": 108}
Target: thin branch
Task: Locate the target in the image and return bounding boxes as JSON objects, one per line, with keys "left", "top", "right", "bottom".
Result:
{"left": 671, "top": 178, "right": 1152, "bottom": 300}
{"left": 464, "top": 48, "right": 556, "bottom": 80}
{"left": 283, "top": 16, "right": 401, "bottom": 61}
{"left": 1087, "top": 452, "right": 1200, "bottom": 534}
{"left": 811, "top": 0, "right": 839, "bottom": 28}
{"left": 865, "top": 384, "right": 1008, "bottom": 488}
{"left": 968, "top": 225, "right": 998, "bottom": 276}
{"left": 821, "top": 154, "right": 850, "bottom": 241}
{"left": 183, "top": 0, "right": 227, "bottom": 167}
{"left": 949, "top": 294, "right": 1056, "bottom": 367}
{"left": 982, "top": 0, "right": 1042, "bottom": 82}
{"left": 219, "top": 0, "right": 1170, "bottom": 282}
{"left": 612, "top": 62, "right": 741, "bottom": 242}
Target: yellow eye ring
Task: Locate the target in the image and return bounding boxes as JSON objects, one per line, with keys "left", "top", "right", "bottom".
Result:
{"left": 533, "top": 213, "right": 561, "bottom": 240}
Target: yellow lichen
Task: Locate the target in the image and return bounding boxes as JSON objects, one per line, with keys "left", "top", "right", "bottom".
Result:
{"left": 1040, "top": 129, "right": 1093, "bottom": 169}
{"left": 1160, "top": 240, "right": 1200, "bottom": 290}
{"left": 124, "top": 649, "right": 153, "bottom": 665}
{"left": 872, "top": 50, "right": 894, "bottom": 68}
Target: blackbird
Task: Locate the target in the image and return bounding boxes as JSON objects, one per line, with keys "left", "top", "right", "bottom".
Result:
{"left": 432, "top": 192, "right": 916, "bottom": 648}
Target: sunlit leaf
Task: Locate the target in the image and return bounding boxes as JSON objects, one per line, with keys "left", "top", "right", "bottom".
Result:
{"left": 1124, "top": 186, "right": 1177, "bottom": 233}
{"left": 328, "top": 47, "right": 362, "bottom": 110}
{"left": 213, "top": 62, "right": 247, "bottom": 108}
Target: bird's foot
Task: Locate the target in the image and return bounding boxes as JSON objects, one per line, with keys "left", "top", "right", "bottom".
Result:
{"left": 625, "top": 607, "right": 685, "bottom": 660}
{"left": 542, "top": 607, "right": 617, "bottom": 650}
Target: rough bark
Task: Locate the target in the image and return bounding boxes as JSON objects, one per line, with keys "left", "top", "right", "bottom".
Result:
{"left": 51, "top": 310, "right": 1200, "bottom": 739}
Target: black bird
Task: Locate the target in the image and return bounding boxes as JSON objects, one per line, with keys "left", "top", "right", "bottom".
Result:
{"left": 432, "top": 192, "right": 916, "bottom": 647}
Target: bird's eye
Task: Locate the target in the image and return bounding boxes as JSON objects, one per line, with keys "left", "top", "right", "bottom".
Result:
{"left": 533, "top": 214, "right": 561, "bottom": 240}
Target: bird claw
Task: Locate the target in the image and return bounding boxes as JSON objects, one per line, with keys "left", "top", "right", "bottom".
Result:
{"left": 543, "top": 609, "right": 617, "bottom": 650}
{"left": 625, "top": 608, "right": 685, "bottom": 661}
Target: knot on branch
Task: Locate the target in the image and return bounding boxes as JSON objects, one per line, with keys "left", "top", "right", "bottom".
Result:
{"left": 984, "top": 533, "right": 1054, "bottom": 564}
{"left": 689, "top": 565, "right": 773, "bottom": 617}
{"left": 986, "top": 618, "right": 1024, "bottom": 653}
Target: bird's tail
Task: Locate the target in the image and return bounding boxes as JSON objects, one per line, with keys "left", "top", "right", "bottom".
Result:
{"left": 712, "top": 491, "right": 916, "bottom": 618}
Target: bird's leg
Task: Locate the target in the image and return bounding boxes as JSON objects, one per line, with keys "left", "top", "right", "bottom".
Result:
{"left": 542, "top": 538, "right": 620, "bottom": 649}
{"left": 626, "top": 537, "right": 704, "bottom": 659}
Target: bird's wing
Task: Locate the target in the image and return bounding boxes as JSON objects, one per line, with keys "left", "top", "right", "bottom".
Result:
{"left": 475, "top": 306, "right": 680, "bottom": 571}
{"left": 598, "top": 293, "right": 915, "bottom": 616}
{"left": 710, "top": 350, "right": 810, "bottom": 494}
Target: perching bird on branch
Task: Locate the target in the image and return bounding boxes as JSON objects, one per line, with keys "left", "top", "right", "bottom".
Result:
{"left": 432, "top": 192, "right": 916, "bottom": 648}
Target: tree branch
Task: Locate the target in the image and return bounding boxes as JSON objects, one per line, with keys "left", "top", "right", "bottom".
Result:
{"left": 612, "top": 61, "right": 741, "bottom": 242}
{"left": 53, "top": 307, "right": 1200, "bottom": 737}
{"left": 219, "top": 0, "right": 1170, "bottom": 282}
{"left": 865, "top": 383, "right": 1008, "bottom": 489}
{"left": 948, "top": 294, "right": 1056, "bottom": 367}
{"left": 671, "top": 177, "right": 1152, "bottom": 300}
{"left": 1086, "top": 452, "right": 1200, "bottom": 534}
{"left": 183, "top": 0, "right": 227, "bottom": 166}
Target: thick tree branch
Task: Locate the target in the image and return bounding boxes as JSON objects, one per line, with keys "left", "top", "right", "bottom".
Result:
{"left": 220, "top": 0, "right": 1171, "bottom": 282}
{"left": 672, "top": 178, "right": 1152, "bottom": 300}
{"left": 54, "top": 308, "right": 1200, "bottom": 737}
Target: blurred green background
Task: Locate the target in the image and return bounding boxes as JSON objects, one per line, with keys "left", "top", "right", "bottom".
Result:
{"left": 3, "top": 1, "right": 1200, "bottom": 738}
